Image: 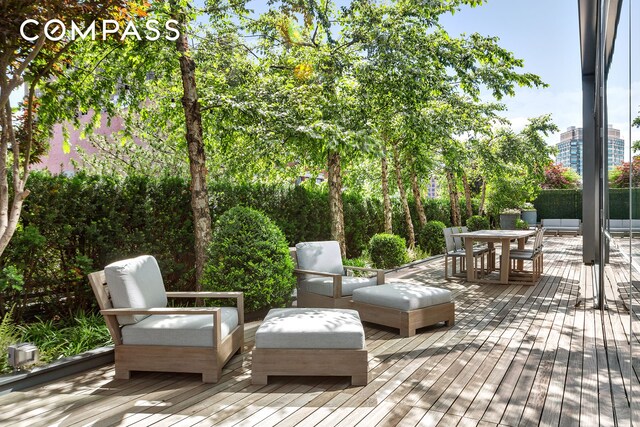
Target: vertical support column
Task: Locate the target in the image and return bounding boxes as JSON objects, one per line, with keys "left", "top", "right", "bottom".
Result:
{"left": 582, "top": 74, "right": 598, "bottom": 266}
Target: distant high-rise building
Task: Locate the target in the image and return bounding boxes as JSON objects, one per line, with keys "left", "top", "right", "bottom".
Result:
{"left": 427, "top": 176, "right": 438, "bottom": 199}
{"left": 556, "top": 125, "right": 624, "bottom": 177}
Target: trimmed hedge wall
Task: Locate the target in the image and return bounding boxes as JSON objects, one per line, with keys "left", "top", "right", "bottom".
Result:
{"left": 2, "top": 172, "right": 454, "bottom": 321}
{"left": 533, "top": 188, "right": 640, "bottom": 220}
{"left": 609, "top": 188, "right": 640, "bottom": 219}
{"left": 533, "top": 189, "right": 582, "bottom": 220}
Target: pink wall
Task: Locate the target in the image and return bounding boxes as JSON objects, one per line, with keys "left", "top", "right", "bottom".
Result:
{"left": 32, "top": 112, "right": 126, "bottom": 174}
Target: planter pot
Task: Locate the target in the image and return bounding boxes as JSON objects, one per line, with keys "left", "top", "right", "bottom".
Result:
{"left": 521, "top": 210, "right": 537, "bottom": 226}
{"left": 500, "top": 213, "right": 519, "bottom": 230}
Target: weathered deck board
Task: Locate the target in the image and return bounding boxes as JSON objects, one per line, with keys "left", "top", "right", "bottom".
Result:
{"left": 0, "top": 236, "right": 637, "bottom": 427}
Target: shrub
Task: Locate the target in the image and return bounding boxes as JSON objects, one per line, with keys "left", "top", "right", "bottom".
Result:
{"left": 417, "top": 221, "right": 446, "bottom": 255}
{"left": 515, "top": 218, "right": 529, "bottom": 230}
{"left": 369, "top": 233, "right": 409, "bottom": 269}
{"left": 0, "top": 307, "right": 19, "bottom": 374}
{"left": 343, "top": 257, "right": 370, "bottom": 277}
{"left": 18, "top": 312, "right": 112, "bottom": 366}
{"left": 202, "top": 207, "right": 295, "bottom": 312}
{"left": 466, "top": 215, "right": 490, "bottom": 232}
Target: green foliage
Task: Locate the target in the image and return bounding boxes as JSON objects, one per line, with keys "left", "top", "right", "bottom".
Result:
{"left": 535, "top": 188, "right": 640, "bottom": 220}
{"left": 2, "top": 171, "right": 194, "bottom": 321}
{"left": 3, "top": 172, "right": 478, "bottom": 322}
{"left": 344, "top": 257, "right": 370, "bottom": 277}
{"left": 369, "top": 234, "right": 409, "bottom": 269}
{"left": 486, "top": 174, "right": 532, "bottom": 215}
{"left": 608, "top": 188, "right": 640, "bottom": 219}
{"left": 0, "top": 307, "right": 19, "bottom": 373}
{"left": 202, "top": 207, "right": 295, "bottom": 312}
{"left": 542, "top": 163, "right": 581, "bottom": 189}
{"left": 609, "top": 158, "right": 640, "bottom": 188}
{"left": 515, "top": 219, "right": 529, "bottom": 230}
{"left": 0, "top": 266, "right": 24, "bottom": 292}
{"left": 417, "top": 221, "right": 447, "bottom": 255}
{"left": 533, "top": 189, "right": 583, "bottom": 220}
{"left": 17, "top": 312, "right": 112, "bottom": 366}
{"left": 466, "top": 215, "right": 490, "bottom": 231}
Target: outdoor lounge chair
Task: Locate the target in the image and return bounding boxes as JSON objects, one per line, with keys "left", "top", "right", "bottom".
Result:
{"left": 88, "top": 255, "right": 244, "bottom": 383}
{"left": 292, "top": 241, "right": 385, "bottom": 309}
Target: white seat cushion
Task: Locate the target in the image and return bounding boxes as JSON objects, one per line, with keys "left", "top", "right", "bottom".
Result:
{"left": 121, "top": 307, "right": 239, "bottom": 347}
{"left": 352, "top": 283, "right": 452, "bottom": 311}
{"left": 298, "top": 276, "right": 377, "bottom": 297}
{"left": 105, "top": 255, "right": 167, "bottom": 325}
{"left": 255, "top": 308, "right": 365, "bottom": 349}
{"left": 295, "top": 241, "right": 344, "bottom": 275}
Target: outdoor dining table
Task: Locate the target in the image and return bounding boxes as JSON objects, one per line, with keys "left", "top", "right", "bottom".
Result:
{"left": 451, "top": 229, "right": 537, "bottom": 285}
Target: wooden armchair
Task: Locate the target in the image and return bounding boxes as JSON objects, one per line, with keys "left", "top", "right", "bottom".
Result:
{"left": 291, "top": 241, "right": 385, "bottom": 309}
{"left": 88, "top": 255, "right": 244, "bottom": 383}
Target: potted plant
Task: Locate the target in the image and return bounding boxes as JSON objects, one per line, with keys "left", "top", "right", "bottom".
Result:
{"left": 500, "top": 208, "right": 521, "bottom": 230}
{"left": 521, "top": 202, "right": 537, "bottom": 226}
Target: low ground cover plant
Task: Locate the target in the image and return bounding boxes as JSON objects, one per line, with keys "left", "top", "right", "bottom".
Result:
{"left": 0, "top": 311, "right": 111, "bottom": 374}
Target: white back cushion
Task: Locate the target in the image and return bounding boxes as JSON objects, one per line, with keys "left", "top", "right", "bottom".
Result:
{"left": 295, "top": 241, "right": 344, "bottom": 274}
{"left": 104, "top": 255, "right": 168, "bottom": 325}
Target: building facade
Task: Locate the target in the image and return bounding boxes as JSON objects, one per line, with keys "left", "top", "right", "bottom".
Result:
{"left": 556, "top": 125, "right": 624, "bottom": 177}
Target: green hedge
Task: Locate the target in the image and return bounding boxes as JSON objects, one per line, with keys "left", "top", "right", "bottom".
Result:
{"left": 533, "top": 188, "right": 640, "bottom": 220}
{"left": 533, "top": 189, "right": 582, "bottom": 220}
{"left": 609, "top": 188, "right": 640, "bottom": 219}
{"left": 4, "top": 172, "right": 455, "bottom": 321}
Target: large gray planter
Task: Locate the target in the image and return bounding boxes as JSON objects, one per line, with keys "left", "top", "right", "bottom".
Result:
{"left": 500, "top": 213, "right": 519, "bottom": 230}
{"left": 521, "top": 209, "right": 537, "bottom": 226}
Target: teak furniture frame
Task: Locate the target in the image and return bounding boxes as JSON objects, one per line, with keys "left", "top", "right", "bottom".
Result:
{"left": 290, "top": 248, "right": 385, "bottom": 309}
{"left": 352, "top": 300, "right": 455, "bottom": 337}
{"left": 88, "top": 270, "right": 244, "bottom": 383}
{"left": 252, "top": 348, "right": 368, "bottom": 386}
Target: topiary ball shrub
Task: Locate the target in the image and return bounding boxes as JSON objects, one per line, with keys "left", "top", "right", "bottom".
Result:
{"left": 201, "top": 206, "right": 295, "bottom": 313}
{"left": 369, "top": 233, "right": 409, "bottom": 269}
{"left": 418, "top": 221, "right": 446, "bottom": 255}
{"left": 466, "top": 215, "right": 490, "bottom": 232}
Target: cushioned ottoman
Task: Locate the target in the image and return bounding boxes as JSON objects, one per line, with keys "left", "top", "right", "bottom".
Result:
{"left": 352, "top": 283, "right": 454, "bottom": 337}
{"left": 251, "top": 308, "right": 368, "bottom": 386}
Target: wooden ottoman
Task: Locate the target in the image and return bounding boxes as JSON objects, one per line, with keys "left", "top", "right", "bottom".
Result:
{"left": 251, "top": 308, "right": 368, "bottom": 386}
{"left": 352, "top": 283, "right": 455, "bottom": 337}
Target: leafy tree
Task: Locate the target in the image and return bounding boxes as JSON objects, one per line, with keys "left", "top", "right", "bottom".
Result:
{"left": 34, "top": 1, "right": 250, "bottom": 288}
{"left": 350, "top": 1, "right": 544, "bottom": 238}
{"left": 542, "top": 163, "right": 581, "bottom": 189}
{"left": 609, "top": 157, "right": 640, "bottom": 188}
{"left": 485, "top": 116, "right": 558, "bottom": 213}
{"left": 0, "top": 0, "right": 128, "bottom": 257}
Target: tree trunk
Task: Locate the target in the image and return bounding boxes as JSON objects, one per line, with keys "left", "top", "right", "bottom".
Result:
{"left": 381, "top": 152, "right": 393, "bottom": 234}
{"left": 392, "top": 143, "right": 415, "bottom": 248}
{"left": 461, "top": 172, "right": 473, "bottom": 220}
{"left": 0, "top": 101, "right": 29, "bottom": 256}
{"left": 410, "top": 160, "right": 427, "bottom": 228}
{"left": 446, "top": 170, "right": 461, "bottom": 226}
{"left": 478, "top": 179, "right": 487, "bottom": 216}
{"left": 173, "top": 4, "right": 212, "bottom": 290}
{"left": 328, "top": 149, "right": 346, "bottom": 257}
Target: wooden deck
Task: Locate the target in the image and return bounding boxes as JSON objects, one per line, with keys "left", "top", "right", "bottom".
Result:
{"left": 1, "top": 236, "right": 638, "bottom": 426}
